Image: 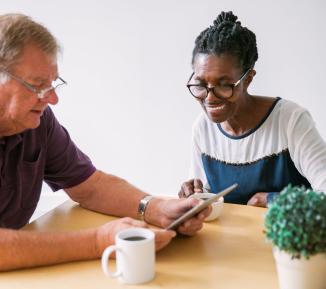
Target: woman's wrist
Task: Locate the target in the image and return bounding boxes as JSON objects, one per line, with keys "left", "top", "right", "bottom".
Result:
{"left": 267, "top": 192, "right": 279, "bottom": 205}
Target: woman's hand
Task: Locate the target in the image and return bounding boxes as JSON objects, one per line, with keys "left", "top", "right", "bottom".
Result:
{"left": 178, "top": 179, "right": 204, "bottom": 198}
{"left": 247, "top": 192, "right": 268, "bottom": 207}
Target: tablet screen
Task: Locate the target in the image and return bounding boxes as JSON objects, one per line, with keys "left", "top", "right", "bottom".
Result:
{"left": 165, "top": 183, "right": 238, "bottom": 230}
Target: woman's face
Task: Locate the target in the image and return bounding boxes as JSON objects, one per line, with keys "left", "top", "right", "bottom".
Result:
{"left": 191, "top": 53, "right": 251, "bottom": 123}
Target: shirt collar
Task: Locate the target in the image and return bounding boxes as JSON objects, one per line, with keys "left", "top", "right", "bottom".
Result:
{"left": 1, "top": 134, "right": 23, "bottom": 152}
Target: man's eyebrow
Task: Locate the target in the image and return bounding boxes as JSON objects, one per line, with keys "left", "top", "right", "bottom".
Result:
{"left": 29, "top": 75, "right": 59, "bottom": 83}
{"left": 35, "top": 76, "right": 48, "bottom": 80}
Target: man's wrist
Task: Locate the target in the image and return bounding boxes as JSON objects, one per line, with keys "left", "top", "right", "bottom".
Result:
{"left": 138, "top": 195, "right": 154, "bottom": 221}
{"left": 142, "top": 197, "right": 164, "bottom": 227}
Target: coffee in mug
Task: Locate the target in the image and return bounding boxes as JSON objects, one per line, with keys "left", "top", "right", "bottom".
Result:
{"left": 123, "top": 236, "right": 146, "bottom": 241}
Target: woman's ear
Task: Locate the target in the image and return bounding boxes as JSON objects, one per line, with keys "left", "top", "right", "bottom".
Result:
{"left": 244, "top": 69, "right": 256, "bottom": 88}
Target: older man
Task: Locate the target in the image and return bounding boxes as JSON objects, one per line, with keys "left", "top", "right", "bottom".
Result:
{"left": 0, "top": 14, "right": 208, "bottom": 271}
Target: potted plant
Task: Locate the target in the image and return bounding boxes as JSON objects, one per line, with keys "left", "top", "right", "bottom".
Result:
{"left": 264, "top": 185, "right": 326, "bottom": 289}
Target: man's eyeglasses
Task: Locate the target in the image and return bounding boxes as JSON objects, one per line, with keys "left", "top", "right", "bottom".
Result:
{"left": 186, "top": 68, "right": 251, "bottom": 100}
{"left": 2, "top": 70, "right": 67, "bottom": 99}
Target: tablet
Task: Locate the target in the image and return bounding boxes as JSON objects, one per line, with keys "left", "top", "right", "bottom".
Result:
{"left": 165, "top": 183, "right": 238, "bottom": 230}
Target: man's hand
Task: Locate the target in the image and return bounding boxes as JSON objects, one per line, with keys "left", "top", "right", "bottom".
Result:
{"left": 247, "top": 192, "right": 268, "bottom": 208}
{"left": 178, "top": 179, "right": 203, "bottom": 198}
{"left": 95, "top": 217, "right": 176, "bottom": 256}
{"left": 145, "top": 198, "right": 211, "bottom": 236}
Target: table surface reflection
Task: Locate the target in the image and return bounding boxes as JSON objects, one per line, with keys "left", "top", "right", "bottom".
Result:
{"left": 0, "top": 200, "right": 278, "bottom": 289}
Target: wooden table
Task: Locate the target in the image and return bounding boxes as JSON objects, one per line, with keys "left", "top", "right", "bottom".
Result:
{"left": 0, "top": 200, "right": 279, "bottom": 289}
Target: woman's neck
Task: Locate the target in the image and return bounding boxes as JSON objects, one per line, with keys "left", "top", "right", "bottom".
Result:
{"left": 221, "top": 94, "right": 276, "bottom": 136}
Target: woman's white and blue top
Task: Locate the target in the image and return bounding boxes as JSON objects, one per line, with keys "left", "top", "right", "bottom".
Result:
{"left": 189, "top": 97, "right": 326, "bottom": 204}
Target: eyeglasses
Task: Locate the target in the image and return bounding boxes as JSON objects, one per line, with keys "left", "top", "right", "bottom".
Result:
{"left": 186, "top": 68, "right": 251, "bottom": 100}
{"left": 2, "top": 70, "right": 67, "bottom": 99}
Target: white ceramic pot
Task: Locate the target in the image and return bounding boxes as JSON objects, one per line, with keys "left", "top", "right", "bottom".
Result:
{"left": 190, "top": 192, "right": 224, "bottom": 221}
{"left": 273, "top": 248, "right": 326, "bottom": 289}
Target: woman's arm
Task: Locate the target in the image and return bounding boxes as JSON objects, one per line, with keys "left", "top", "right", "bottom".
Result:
{"left": 288, "top": 109, "right": 326, "bottom": 192}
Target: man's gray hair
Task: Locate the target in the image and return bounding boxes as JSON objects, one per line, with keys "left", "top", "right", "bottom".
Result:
{"left": 0, "top": 13, "right": 60, "bottom": 83}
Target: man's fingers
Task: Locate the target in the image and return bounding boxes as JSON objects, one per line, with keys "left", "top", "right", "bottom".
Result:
{"left": 177, "top": 222, "right": 203, "bottom": 236}
{"left": 178, "top": 198, "right": 201, "bottom": 214}
{"left": 180, "top": 216, "right": 204, "bottom": 228}
{"left": 122, "top": 217, "right": 148, "bottom": 227}
{"left": 198, "top": 206, "right": 212, "bottom": 220}
{"left": 154, "top": 229, "right": 176, "bottom": 251}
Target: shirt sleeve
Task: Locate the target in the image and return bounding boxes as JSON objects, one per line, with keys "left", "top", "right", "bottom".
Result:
{"left": 287, "top": 108, "right": 326, "bottom": 193}
{"left": 189, "top": 117, "right": 208, "bottom": 185}
{"left": 42, "top": 108, "right": 96, "bottom": 191}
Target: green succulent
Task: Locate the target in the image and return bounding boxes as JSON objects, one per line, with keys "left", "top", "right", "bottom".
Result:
{"left": 264, "top": 185, "right": 326, "bottom": 259}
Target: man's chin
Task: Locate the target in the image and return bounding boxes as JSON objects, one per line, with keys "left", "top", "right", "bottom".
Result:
{"left": 23, "top": 117, "right": 41, "bottom": 131}
{"left": 28, "top": 120, "right": 41, "bottom": 129}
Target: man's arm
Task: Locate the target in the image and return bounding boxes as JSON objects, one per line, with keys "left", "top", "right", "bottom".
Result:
{"left": 65, "top": 170, "right": 210, "bottom": 235}
{"left": 0, "top": 217, "right": 175, "bottom": 272}
{"left": 0, "top": 227, "right": 97, "bottom": 271}
{"left": 64, "top": 170, "right": 147, "bottom": 219}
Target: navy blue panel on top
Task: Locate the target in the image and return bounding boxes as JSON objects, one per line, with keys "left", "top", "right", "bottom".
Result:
{"left": 201, "top": 149, "right": 311, "bottom": 204}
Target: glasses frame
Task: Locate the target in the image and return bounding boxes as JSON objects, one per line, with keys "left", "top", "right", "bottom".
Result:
{"left": 186, "top": 68, "right": 251, "bottom": 100}
{"left": 2, "top": 70, "right": 67, "bottom": 99}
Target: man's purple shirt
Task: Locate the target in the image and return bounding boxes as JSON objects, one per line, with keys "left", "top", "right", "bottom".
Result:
{"left": 0, "top": 107, "right": 96, "bottom": 228}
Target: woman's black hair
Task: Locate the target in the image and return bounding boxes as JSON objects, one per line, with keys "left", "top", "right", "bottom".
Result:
{"left": 192, "top": 11, "right": 258, "bottom": 72}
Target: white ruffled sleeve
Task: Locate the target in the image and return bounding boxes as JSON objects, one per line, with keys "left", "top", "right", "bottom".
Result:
{"left": 189, "top": 116, "right": 208, "bottom": 185}
{"left": 287, "top": 108, "right": 326, "bottom": 193}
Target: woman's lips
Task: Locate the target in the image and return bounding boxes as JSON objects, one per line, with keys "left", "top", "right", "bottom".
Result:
{"left": 205, "top": 104, "right": 226, "bottom": 113}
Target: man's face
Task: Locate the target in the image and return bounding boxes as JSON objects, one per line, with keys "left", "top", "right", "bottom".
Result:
{"left": 0, "top": 43, "right": 59, "bottom": 136}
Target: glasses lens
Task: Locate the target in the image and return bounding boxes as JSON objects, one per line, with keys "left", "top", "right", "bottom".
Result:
{"left": 213, "top": 86, "right": 233, "bottom": 99}
{"left": 53, "top": 78, "right": 66, "bottom": 95}
{"left": 189, "top": 85, "right": 206, "bottom": 99}
{"left": 53, "top": 78, "right": 65, "bottom": 88}
{"left": 54, "top": 85, "right": 64, "bottom": 96}
{"left": 37, "top": 78, "right": 66, "bottom": 99}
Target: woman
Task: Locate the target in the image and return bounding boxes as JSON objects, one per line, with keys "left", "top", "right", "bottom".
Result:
{"left": 179, "top": 11, "right": 326, "bottom": 207}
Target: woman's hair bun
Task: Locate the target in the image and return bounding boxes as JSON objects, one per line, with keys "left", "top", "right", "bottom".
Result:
{"left": 213, "top": 11, "right": 240, "bottom": 27}
{"left": 192, "top": 10, "right": 258, "bottom": 70}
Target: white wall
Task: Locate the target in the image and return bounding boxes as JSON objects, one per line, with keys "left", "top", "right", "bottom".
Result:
{"left": 2, "top": 0, "right": 326, "bottom": 203}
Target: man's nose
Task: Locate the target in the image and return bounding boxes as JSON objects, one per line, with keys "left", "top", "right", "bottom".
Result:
{"left": 39, "top": 90, "right": 59, "bottom": 105}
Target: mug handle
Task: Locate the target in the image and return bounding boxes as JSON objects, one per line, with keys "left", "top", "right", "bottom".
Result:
{"left": 101, "top": 245, "right": 122, "bottom": 278}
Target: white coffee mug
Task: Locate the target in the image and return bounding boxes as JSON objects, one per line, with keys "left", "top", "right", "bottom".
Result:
{"left": 101, "top": 227, "right": 155, "bottom": 284}
{"left": 190, "top": 192, "right": 224, "bottom": 221}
